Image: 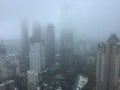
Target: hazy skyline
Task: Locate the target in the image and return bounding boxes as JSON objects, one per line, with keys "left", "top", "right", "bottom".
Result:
{"left": 0, "top": 0, "right": 120, "bottom": 41}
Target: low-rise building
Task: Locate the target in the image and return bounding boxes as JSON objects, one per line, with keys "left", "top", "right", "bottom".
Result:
{"left": 0, "top": 80, "right": 15, "bottom": 90}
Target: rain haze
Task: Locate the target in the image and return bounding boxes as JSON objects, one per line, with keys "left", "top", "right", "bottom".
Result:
{"left": 0, "top": 0, "right": 120, "bottom": 41}
{"left": 1, "top": 0, "right": 120, "bottom": 90}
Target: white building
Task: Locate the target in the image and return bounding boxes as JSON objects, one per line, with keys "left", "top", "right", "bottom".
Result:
{"left": 75, "top": 75, "right": 88, "bottom": 90}
{"left": 27, "top": 42, "right": 45, "bottom": 90}
{"left": 29, "top": 43, "right": 45, "bottom": 72}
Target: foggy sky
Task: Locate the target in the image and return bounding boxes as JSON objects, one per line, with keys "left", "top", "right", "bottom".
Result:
{"left": 0, "top": 0, "right": 120, "bottom": 41}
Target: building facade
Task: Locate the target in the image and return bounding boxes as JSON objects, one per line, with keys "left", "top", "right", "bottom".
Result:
{"left": 45, "top": 23, "right": 55, "bottom": 66}
{"left": 74, "top": 40, "right": 91, "bottom": 56}
{"left": 21, "top": 20, "right": 29, "bottom": 69}
{"left": 0, "top": 42, "right": 8, "bottom": 81}
{"left": 32, "top": 22, "right": 42, "bottom": 42}
{"left": 27, "top": 23, "right": 45, "bottom": 90}
{"left": 60, "top": 29, "right": 73, "bottom": 67}
{"left": 96, "top": 34, "right": 120, "bottom": 90}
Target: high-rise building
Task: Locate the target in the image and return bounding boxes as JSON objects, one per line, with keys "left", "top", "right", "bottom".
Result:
{"left": 32, "top": 22, "right": 41, "bottom": 42}
{"left": 45, "top": 23, "right": 55, "bottom": 66}
{"left": 60, "top": 29, "right": 73, "bottom": 67}
{"left": 29, "top": 42, "right": 45, "bottom": 72}
{"left": 21, "top": 20, "right": 29, "bottom": 69}
{"left": 96, "top": 34, "right": 120, "bottom": 90}
{"left": 27, "top": 23, "right": 45, "bottom": 90}
{"left": 0, "top": 41, "right": 8, "bottom": 81}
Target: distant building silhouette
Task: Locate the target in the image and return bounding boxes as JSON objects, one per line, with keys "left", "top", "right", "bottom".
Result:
{"left": 74, "top": 40, "right": 91, "bottom": 56}
{"left": 45, "top": 23, "right": 55, "bottom": 66}
{"left": 96, "top": 34, "right": 120, "bottom": 90}
{"left": 0, "top": 41, "right": 8, "bottom": 81}
{"left": 32, "top": 22, "right": 41, "bottom": 42}
{"left": 60, "top": 29, "right": 73, "bottom": 67}
{"left": 21, "top": 20, "right": 29, "bottom": 69}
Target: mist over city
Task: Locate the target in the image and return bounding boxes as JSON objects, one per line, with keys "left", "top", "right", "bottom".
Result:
{"left": 0, "top": 0, "right": 120, "bottom": 90}
{"left": 1, "top": 0, "right": 120, "bottom": 40}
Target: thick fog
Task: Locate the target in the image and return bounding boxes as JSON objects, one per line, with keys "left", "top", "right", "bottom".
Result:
{"left": 0, "top": 0, "right": 120, "bottom": 41}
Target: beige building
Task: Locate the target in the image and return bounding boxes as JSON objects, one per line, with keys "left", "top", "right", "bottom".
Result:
{"left": 96, "top": 34, "right": 120, "bottom": 90}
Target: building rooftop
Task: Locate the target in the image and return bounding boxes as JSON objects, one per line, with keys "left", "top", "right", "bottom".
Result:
{"left": 107, "top": 34, "right": 119, "bottom": 45}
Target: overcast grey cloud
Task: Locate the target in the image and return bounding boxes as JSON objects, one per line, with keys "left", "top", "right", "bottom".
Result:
{"left": 0, "top": 0, "right": 120, "bottom": 41}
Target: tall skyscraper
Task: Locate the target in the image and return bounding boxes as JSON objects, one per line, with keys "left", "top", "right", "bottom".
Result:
{"left": 45, "top": 23, "right": 55, "bottom": 66}
{"left": 96, "top": 34, "right": 120, "bottom": 90}
{"left": 21, "top": 20, "right": 29, "bottom": 69}
{"left": 60, "top": 29, "right": 73, "bottom": 67}
{"left": 27, "top": 23, "right": 45, "bottom": 90}
{"left": 59, "top": 4, "right": 74, "bottom": 67}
